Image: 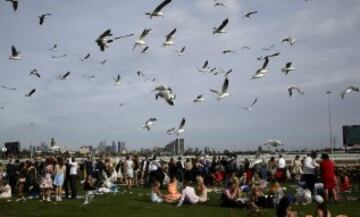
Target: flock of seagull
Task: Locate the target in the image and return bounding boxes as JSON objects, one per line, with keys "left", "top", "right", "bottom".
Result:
{"left": 1, "top": 0, "right": 359, "bottom": 140}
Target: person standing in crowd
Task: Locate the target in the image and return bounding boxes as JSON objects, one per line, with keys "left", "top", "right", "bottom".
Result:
{"left": 168, "top": 158, "right": 177, "bottom": 179}
{"left": 6, "top": 159, "right": 17, "bottom": 194}
{"left": 17, "top": 162, "right": 26, "bottom": 197}
{"left": 175, "top": 157, "right": 184, "bottom": 184}
{"left": 276, "top": 196, "right": 297, "bottom": 217}
{"left": 320, "top": 153, "right": 337, "bottom": 202}
{"left": 69, "top": 157, "right": 78, "bottom": 199}
{"left": 133, "top": 156, "right": 140, "bottom": 186}
{"left": 53, "top": 158, "right": 66, "bottom": 201}
{"left": 291, "top": 155, "right": 302, "bottom": 181}
{"left": 148, "top": 156, "right": 161, "bottom": 186}
{"left": 40, "top": 160, "right": 53, "bottom": 202}
{"left": 277, "top": 155, "right": 287, "bottom": 182}
{"left": 125, "top": 156, "right": 134, "bottom": 189}
{"left": 84, "top": 157, "right": 93, "bottom": 179}
{"left": 303, "top": 152, "right": 319, "bottom": 193}
{"left": 64, "top": 158, "right": 71, "bottom": 199}
{"left": 268, "top": 157, "right": 277, "bottom": 181}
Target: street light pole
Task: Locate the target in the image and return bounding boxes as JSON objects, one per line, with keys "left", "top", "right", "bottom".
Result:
{"left": 30, "top": 123, "right": 35, "bottom": 159}
{"left": 326, "top": 91, "right": 333, "bottom": 154}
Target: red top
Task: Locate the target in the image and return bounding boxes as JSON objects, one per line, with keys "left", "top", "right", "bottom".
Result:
{"left": 320, "top": 159, "right": 336, "bottom": 190}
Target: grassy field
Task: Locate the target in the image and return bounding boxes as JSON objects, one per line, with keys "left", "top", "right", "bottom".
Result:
{"left": 0, "top": 187, "right": 359, "bottom": 217}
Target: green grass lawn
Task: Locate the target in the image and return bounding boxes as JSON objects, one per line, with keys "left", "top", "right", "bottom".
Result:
{"left": 0, "top": 187, "right": 359, "bottom": 217}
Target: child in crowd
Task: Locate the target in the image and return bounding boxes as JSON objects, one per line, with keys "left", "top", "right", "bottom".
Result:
{"left": 40, "top": 167, "right": 53, "bottom": 201}
{"left": 0, "top": 179, "right": 11, "bottom": 199}
{"left": 150, "top": 181, "right": 163, "bottom": 203}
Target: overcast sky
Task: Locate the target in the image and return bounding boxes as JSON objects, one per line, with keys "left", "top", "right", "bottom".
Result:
{"left": 0, "top": 0, "right": 359, "bottom": 151}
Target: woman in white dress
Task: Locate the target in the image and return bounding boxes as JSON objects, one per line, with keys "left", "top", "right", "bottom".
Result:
{"left": 124, "top": 156, "right": 134, "bottom": 189}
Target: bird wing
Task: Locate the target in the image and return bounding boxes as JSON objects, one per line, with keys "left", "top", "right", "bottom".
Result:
{"left": 288, "top": 88, "right": 293, "bottom": 97}
{"left": 11, "top": 46, "right": 17, "bottom": 56}
{"left": 262, "top": 57, "right": 269, "bottom": 69}
{"left": 210, "top": 89, "right": 220, "bottom": 95}
{"left": 99, "top": 29, "right": 112, "bottom": 39}
{"left": 250, "top": 97, "right": 258, "bottom": 107}
{"left": 286, "top": 62, "right": 292, "bottom": 68}
{"left": 152, "top": 0, "right": 172, "bottom": 13}
{"left": 139, "top": 28, "right": 151, "bottom": 40}
{"left": 166, "top": 28, "right": 176, "bottom": 40}
{"left": 203, "top": 60, "right": 208, "bottom": 68}
{"left": 221, "top": 77, "right": 229, "bottom": 93}
{"left": 216, "top": 18, "right": 229, "bottom": 32}
{"left": 178, "top": 118, "right": 186, "bottom": 129}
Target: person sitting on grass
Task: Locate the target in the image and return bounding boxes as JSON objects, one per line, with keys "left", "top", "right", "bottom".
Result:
{"left": 164, "top": 176, "right": 181, "bottom": 203}
{"left": 276, "top": 196, "right": 298, "bottom": 217}
{"left": 177, "top": 179, "right": 200, "bottom": 207}
{"left": 150, "top": 181, "right": 163, "bottom": 203}
{"left": 84, "top": 175, "right": 96, "bottom": 191}
{"left": 195, "top": 176, "right": 208, "bottom": 203}
{"left": 221, "top": 181, "right": 244, "bottom": 208}
{"left": 0, "top": 179, "right": 11, "bottom": 199}
{"left": 314, "top": 195, "right": 332, "bottom": 217}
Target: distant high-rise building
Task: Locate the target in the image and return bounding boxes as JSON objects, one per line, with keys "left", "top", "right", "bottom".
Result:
{"left": 164, "top": 138, "right": 185, "bottom": 155}
{"left": 111, "top": 141, "right": 117, "bottom": 153}
{"left": 117, "top": 141, "right": 126, "bottom": 153}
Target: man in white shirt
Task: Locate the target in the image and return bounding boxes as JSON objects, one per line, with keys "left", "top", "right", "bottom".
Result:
{"left": 177, "top": 181, "right": 200, "bottom": 207}
{"left": 302, "top": 152, "right": 319, "bottom": 193}
{"left": 277, "top": 154, "right": 287, "bottom": 182}
{"left": 69, "top": 157, "right": 78, "bottom": 199}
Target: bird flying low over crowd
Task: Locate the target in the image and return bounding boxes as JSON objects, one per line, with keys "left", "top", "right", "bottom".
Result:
{"left": 6, "top": 0, "right": 18, "bottom": 12}
{"left": 39, "top": 13, "right": 51, "bottom": 25}
{"left": 133, "top": 28, "right": 151, "bottom": 51}
{"left": 282, "top": 36, "right": 297, "bottom": 46}
{"left": 288, "top": 86, "right": 304, "bottom": 97}
{"left": 80, "top": 53, "right": 90, "bottom": 61}
{"left": 143, "top": 118, "right": 157, "bottom": 131}
{"left": 1, "top": 85, "right": 17, "bottom": 91}
{"left": 58, "top": 71, "right": 71, "bottom": 81}
{"left": 210, "top": 77, "right": 230, "bottom": 100}
{"left": 197, "top": 60, "right": 210, "bottom": 73}
{"left": 175, "top": 46, "right": 186, "bottom": 56}
{"left": 29, "top": 69, "right": 41, "bottom": 78}
{"left": 213, "top": 18, "right": 229, "bottom": 34}
{"left": 9, "top": 46, "right": 21, "bottom": 60}
{"left": 243, "top": 11, "right": 258, "bottom": 18}
{"left": 193, "top": 94, "right": 205, "bottom": 103}
{"left": 95, "top": 29, "right": 113, "bottom": 51}
{"left": 341, "top": 86, "right": 359, "bottom": 99}
{"left": 167, "top": 118, "right": 186, "bottom": 136}
{"left": 25, "top": 88, "right": 36, "bottom": 97}
{"left": 154, "top": 85, "right": 176, "bottom": 106}
{"left": 145, "top": 0, "right": 172, "bottom": 19}
{"left": 282, "top": 62, "right": 296, "bottom": 75}
{"left": 113, "top": 74, "right": 121, "bottom": 85}
{"left": 241, "top": 97, "right": 258, "bottom": 111}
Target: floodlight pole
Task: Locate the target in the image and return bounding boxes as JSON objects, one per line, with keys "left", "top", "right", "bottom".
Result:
{"left": 326, "top": 91, "right": 333, "bottom": 154}
{"left": 30, "top": 123, "right": 35, "bottom": 159}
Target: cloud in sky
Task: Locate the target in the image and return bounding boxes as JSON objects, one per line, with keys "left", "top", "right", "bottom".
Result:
{"left": 0, "top": 0, "right": 359, "bottom": 151}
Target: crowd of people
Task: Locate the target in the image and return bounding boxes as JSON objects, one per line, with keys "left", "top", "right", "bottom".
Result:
{"left": 0, "top": 152, "right": 354, "bottom": 217}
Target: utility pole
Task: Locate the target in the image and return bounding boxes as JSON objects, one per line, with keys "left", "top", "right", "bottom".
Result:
{"left": 30, "top": 123, "right": 35, "bottom": 159}
{"left": 326, "top": 91, "right": 333, "bottom": 154}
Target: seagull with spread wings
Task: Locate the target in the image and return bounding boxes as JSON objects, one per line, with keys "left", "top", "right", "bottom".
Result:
{"left": 197, "top": 60, "right": 210, "bottom": 73}
{"left": 241, "top": 97, "right": 258, "bottom": 111}
{"left": 39, "top": 13, "right": 51, "bottom": 25}
{"left": 145, "top": 0, "right": 172, "bottom": 19}
{"left": 282, "top": 36, "right": 297, "bottom": 46}
{"left": 143, "top": 118, "right": 157, "bottom": 131}
{"left": 59, "top": 71, "right": 71, "bottom": 81}
{"left": 193, "top": 94, "right": 205, "bottom": 103}
{"left": 288, "top": 86, "right": 304, "bottom": 97}
{"left": 341, "top": 86, "right": 359, "bottom": 99}
{"left": 210, "top": 77, "right": 230, "bottom": 100}
{"left": 133, "top": 28, "right": 151, "bottom": 51}
{"left": 6, "top": 0, "right": 18, "bottom": 12}
{"left": 25, "top": 89, "right": 36, "bottom": 97}
{"left": 282, "top": 62, "right": 295, "bottom": 75}
{"left": 29, "top": 69, "right": 41, "bottom": 78}
{"left": 1, "top": 85, "right": 17, "bottom": 91}
{"left": 175, "top": 46, "right": 186, "bottom": 56}
{"left": 95, "top": 29, "right": 113, "bottom": 51}
{"left": 80, "top": 53, "right": 90, "bottom": 61}
{"left": 162, "top": 28, "right": 176, "bottom": 48}
{"left": 243, "top": 11, "right": 258, "bottom": 18}
{"left": 113, "top": 74, "right": 121, "bottom": 85}
{"left": 252, "top": 57, "right": 269, "bottom": 79}
{"left": 213, "top": 18, "right": 229, "bottom": 34}
{"left": 9, "top": 46, "right": 21, "bottom": 60}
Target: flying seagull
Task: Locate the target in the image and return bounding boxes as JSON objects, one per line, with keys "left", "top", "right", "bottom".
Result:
{"left": 215, "top": 68, "right": 232, "bottom": 77}
{"left": 113, "top": 74, "right": 121, "bottom": 85}
{"left": 59, "top": 71, "right": 71, "bottom": 81}
{"left": 95, "top": 29, "right": 113, "bottom": 51}
{"left": 175, "top": 46, "right": 186, "bottom": 56}
{"left": 114, "top": 33, "right": 135, "bottom": 40}
{"left": 262, "top": 44, "right": 275, "bottom": 51}
{"left": 213, "top": 18, "right": 229, "bottom": 34}
{"left": 143, "top": 118, "right": 157, "bottom": 131}
{"left": 80, "top": 53, "right": 90, "bottom": 61}
{"left": 176, "top": 118, "right": 186, "bottom": 135}
{"left": 48, "top": 44, "right": 57, "bottom": 51}
{"left": 6, "top": 0, "right": 18, "bottom": 12}
{"left": 1, "top": 85, "right": 17, "bottom": 91}
{"left": 243, "top": 11, "right": 258, "bottom": 18}
{"left": 25, "top": 89, "right": 36, "bottom": 97}
{"left": 140, "top": 46, "right": 149, "bottom": 54}
{"left": 51, "top": 54, "right": 67, "bottom": 59}
{"left": 222, "top": 49, "right": 236, "bottom": 54}
{"left": 265, "top": 139, "right": 283, "bottom": 148}
{"left": 100, "top": 60, "right": 107, "bottom": 65}
{"left": 154, "top": 85, "right": 176, "bottom": 106}
{"left": 145, "top": 0, "right": 172, "bottom": 19}
{"left": 162, "top": 28, "right": 176, "bottom": 48}
{"left": 197, "top": 60, "right": 210, "bottom": 72}
{"left": 137, "top": 70, "right": 145, "bottom": 77}
{"left": 9, "top": 46, "right": 21, "bottom": 60}
{"left": 29, "top": 69, "right": 41, "bottom": 78}
{"left": 214, "top": 2, "right": 226, "bottom": 7}
{"left": 341, "top": 86, "right": 359, "bottom": 99}
{"left": 288, "top": 86, "right": 304, "bottom": 97}
{"left": 282, "top": 62, "right": 295, "bottom": 75}
{"left": 133, "top": 28, "right": 151, "bottom": 51}
{"left": 166, "top": 127, "right": 176, "bottom": 135}
{"left": 242, "top": 46, "right": 251, "bottom": 50}
{"left": 281, "top": 36, "right": 297, "bottom": 46}
{"left": 193, "top": 94, "right": 205, "bottom": 103}
{"left": 210, "top": 77, "right": 230, "bottom": 100}
{"left": 39, "top": 13, "right": 51, "bottom": 25}
{"left": 241, "top": 97, "right": 258, "bottom": 111}
{"left": 252, "top": 57, "right": 269, "bottom": 79}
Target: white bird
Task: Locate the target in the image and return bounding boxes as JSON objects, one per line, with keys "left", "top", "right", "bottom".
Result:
{"left": 133, "top": 28, "right": 151, "bottom": 51}
{"left": 145, "top": 0, "right": 172, "bottom": 19}
{"left": 51, "top": 54, "right": 67, "bottom": 59}
{"left": 25, "top": 89, "right": 36, "bottom": 97}
{"left": 241, "top": 97, "right": 258, "bottom": 111}
{"left": 215, "top": 68, "right": 232, "bottom": 77}
{"left": 193, "top": 94, "right": 205, "bottom": 103}
{"left": 282, "top": 62, "right": 295, "bottom": 75}
{"left": 176, "top": 118, "right": 186, "bottom": 135}
{"left": 166, "top": 127, "right": 176, "bottom": 135}
{"left": 210, "top": 77, "right": 230, "bottom": 100}
{"left": 341, "top": 86, "right": 359, "bottom": 99}
{"left": 281, "top": 36, "right": 297, "bottom": 46}
{"left": 143, "top": 118, "right": 157, "bottom": 131}
{"left": 213, "top": 18, "right": 229, "bottom": 34}
{"left": 243, "top": 11, "right": 258, "bottom": 18}
{"left": 39, "top": 13, "right": 51, "bottom": 25}
{"left": 59, "top": 71, "right": 71, "bottom": 81}
{"left": 288, "top": 86, "right": 304, "bottom": 97}
{"left": 80, "top": 53, "right": 90, "bottom": 61}
{"left": 9, "top": 46, "right": 21, "bottom": 60}
{"left": 252, "top": 57, "right": 269, "bottom": 80}
{"left": 175, "top": 46, "right": 186, "bottom": 56}
{"left": 113, "top": 74, "right": 121, "bottom": 85}
{"left": 214, "top": 2, "right": 226, "bottom": 7}
{"left": 1, "top": 85, "right": 17, "bottom": 91}
{"left": 95, "top": 29, "right": 113, "bottom": 51}
{"left": 48, "top": 44, "right": 57, "bottom": 51}
{"left": 162, "top": 28, "right": 176, "bottom": 48}
{"left": 262, "top": 44, "right": 275, "bottom": 51}
{"left": 222, "top": 49, "right": 236, "bottom": 54}
{"left": 154, "top": 85, "right": 176, "bottom": 106}
{"left": 6, "top": 0, "right": 18, "bottom": 12}
{"left": 265, "top": 139, "right": 283, "bottom": 148}
{"left": 197, "top": 60, "right": 210, "bottom": 72}
{"left": 29, "top": 69, "right": 41, "bottom": 78}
